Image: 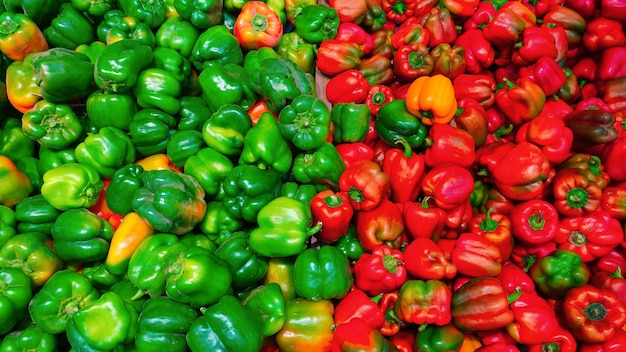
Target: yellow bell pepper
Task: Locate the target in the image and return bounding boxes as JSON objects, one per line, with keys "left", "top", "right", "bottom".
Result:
{"left": 104, "top": 212, "right": 154, "bottom": 276}
{"left": 134, "top": 153, "right": 181, "bottom": 172}
{"left": 405, "top": 74, "right": 457, "bottom": 126}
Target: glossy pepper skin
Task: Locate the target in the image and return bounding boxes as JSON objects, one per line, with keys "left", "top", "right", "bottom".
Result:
{"left": 74, "top": 127, "right": 137, "bottom": 179}
{"left": 0, "top": 267, "right": 32, "bottom": 335}
{"left": 174, "top": 0, "right": 223, "bottom": 29}
{"left": 331, "top": 102, "right": 370, "bottom": 143}
{"left": 353, "top": 244, "right": 407, "bottom": 296}
{"left": 222, "top": 164, "right": 282, "bottom": 223}
{"left": 249, "top": 196, "right": 321, "bottom": 258}
{"left": 187, "top": 295, "right": 263, "bottom": 352}
{"left": 394, "top": 279, "right": 452, "bottom": 326}
{"left": 21, "top": 100, "right": 84, "bottom": 150}
{"left": 0, "top": 11, "right": 48, "bottom": 61}
{"left": 315, "top": 39, "right": 362, "bottom": 76}
{"left": 375, "top": 99, "right": 428, "bottom": 152}
{"left": 528, "top": 249, "right": 590, "bottom": 299}
{"left": 515, "top": 115, "right": 573, "bottom": 166}
{"left": 135, "top": 296, "right": 198, "bottom": 352}
{"left": 191, "top": 24, "right": 242, "bottom": 70}
{"left": 234, "top": 1, "right": 283, "bottom": 50}
{"left": 86, "top": 91, "right": 138, "bottom": 131}
{"left": 41, "top": 162, "right": 103, "bottom": 211}
{"left": 294, "top": 4, "right": 338, "bottom": 44}
{"left": 451, "top": 277, "right": 515, "bottom": 332}
{"left": 382, "top": 148, "right": 425, "bottom": 204}
{"left": 0, "top": 155, "right": 33, "bottom": 208}
{"left": 331, "top": 317, "right": 400, "bottom": 352}
{"left": 42, "top": 3, "right": 95, "bottom": 50}
{"left": 416, "top": 323, "right": 465, "bottom": 352}
{"left": 403, "top": 231, "right": 456, "bottom": 280}
{"left": 0, "top": 324, "right": 58, "bottom": 351}
{"left": 294, "top": 245, "right": 353, "bottom": 301}
{"left": 405, "top": 74, "right": 458, "bottom": 126}
{"left": 50, "top": 208, "right": 114, "bottom": 263}
{"left": 133, "top": 68, "right": 182, "bottom": 115}
{"left": 242, "top": 283, "right": 286, "bottom": 337}
{"left": 339, "top": 160, "right": 390, "bottom": 212}
{"left": 215, "top": 231, "right": 269, "bottom": 291}
{"left": 555, "top": 211, "right": 623, "bottom": 263}
{"left": 202, "top": 103, "right": 252, "bottom": 157}
{"left": 183, "top": 147, "right": 234, "bottom": 201}
{"left": 563, "top": 110, "right": 619, "bottom": 152}
{"left": 276, "top": 298, "right": 335, "bottom": 352}
{"left": 310, "top": 189, "right": 353, "bottom": 243}
{"left": 275, "top": 31, "right": 315, "bottom": 75}
{"left": 326, "top": 69, "right": 370, "bottom": 105}
{"left": 279, "top": 94, "right": 331, "bottom": 151}
{"left": 355, "top": 198, "right": 405, "bottom": 252}
{"left": 509, "top": 199, "right": 559, "bottom": 245}
{"left": 94, "top": 39, "right": 154, "bottom": 94}
{"left": 495, "top": 78, "right": 546, "bottom": 127}
{"left": 292, "top": 141, "right": 347, "bottom": 190}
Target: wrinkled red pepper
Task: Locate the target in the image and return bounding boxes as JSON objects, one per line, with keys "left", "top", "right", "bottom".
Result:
{"left": 424, "top": 123, "right": 476, "bottom": 169}
{"left": 494, "top": 78, "right": 546, "bottom": 127}
{"left": 509, "top": 199, "right": 559, "bottom": 245}
{"left": 339, "top": 160, "right": 390, "bottom": 211}
{"left": 365, "top": 84, "right": 394, "bottom": 117}
{"left": 403, "top": 237, "right": 457, "bottom": 280}
{"left": 353, "top": 244, "right": 407, "bottom": 296}
{"left": 334, "top": 288, "right": 385, "bottom": 329}
{"left": 451, "top": 232, "right": 503, "bottom": 277}
{"left": 555, "top": 210, "right": 624, "bottom": 262}
{"left": 514, "top": 115, "right": 574, "bottom": 166}
{"left": 421, "top": 164, "right": 475, "bottom": 210}
{"left": 355, "top": 198, "right": 405, "bottom": 252}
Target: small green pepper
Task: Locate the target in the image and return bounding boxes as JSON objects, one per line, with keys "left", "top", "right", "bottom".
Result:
{"left": 0, "top": 267, "right": 33, "bottom": 335}
{"left": 30, "top": 48, "right": 95, "bottom": 103}
{"left": 174, "top": 0, "right": 223, "bottom": 29}
{"left": 40, "top": 162, "right": 103, "bottom": 211}
{"left": 294, "top": 4, "right": 339, "bottom": 44}
{"left": 135, "top": 296, "right": 199, "bottom": 352}
{"left": 291, "top": 141, "right": 347, "bottom": 190}
{"left": 375, "top": 99, "right": 429, "bottom": 151}
{"left": 278, "top": 94, "right": 331, "bottom": 151}
{"left": 184, "top": 147, "right": 234, "bottom": 200}
{"left": 0, "top": 324, "right": 58, "bottom": 351}
{"left": 94, "top": 39, "right": 154, "bottom": 93}
{"left": 293, "top": 245, "right": 353, "bottom": 301}
{"left": 22, "top": 100, "right": 84, "bottom": 150}
{"left": 242, "top": 282, "right": 286, "bottom": 337}
{"left": 331, "top": 102, "right": 371, "bottom": 143}
{"left": 129, "top": 108, "right": 177, "bottom": 157}
{"left": 166, "top": 129, "right": 205, "bottom": 168}
{"left": 74, "top": 126, "right": 137, "bottom": 178}
{"left": 239, "top": 112, "right": 293, "bottom": 176}
{"left": 198, "top": 61, "right": 257, "bottom": 112}
{"left": 43, "top": 3, "right": 96, "bottom": 50}
{"left": 202, "top": 103, "right": 253, "bottom": 157}
{"left": 50, "top": 208, "right": 115, "bottom": 262}
{"left": 155, "top": 15, "right": 200, "bottom": 58}
{"left": 86, "top": 91, "right": 138, "bottom": 132}
{"left": 215, "top": 231, "right": 269, "bottom": 291}
{"left": 118, "top": 0, "right": 168, "bottom": 29}
{"left": 132, "top": 68, "right": 182, "bottom": 115}
{"left": 528, "top": 249, "right": 590, "bottom": 299}
{"left": 191, "top": 24, "right": 243, "bottom": 70}
{"left": 197, "top": 200, "right": 244, "bottom": 245}
{"left": 14, "top": 194, "right": 61, "bottom": 235}
{"left": 0, "top": 232, "right": 63, "bottom": 287}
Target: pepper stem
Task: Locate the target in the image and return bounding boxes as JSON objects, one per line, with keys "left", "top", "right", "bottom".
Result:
{"left": 479, "top": 208, "right": 499, "bottom": 232}
{"left": 565, "top": 187, "right": 589, "bottom": 210}
{"left": 324, "top": 194, "right": 343, "bottom": 208}
{"left": 393, "top": 137, "right": 413, "bottom": 158}
{"left": 585, "top": 302, "right": 608, "bottom": 321}
{"left": 528, "top": 210, "right": 545, "bottom": 231}
{"left": 383, "top": 254, "right": 399, "bottom": 274}
{"left": 507, "top": 287, "right": 522, "bottom": 304}
{"left": 251, "top": 13, "right": 269, "bottom": 32}
{"left": 569, "top": 230, "right": 588, "bottom": 247}
{"left": 307, "top": 222, "right": 323, "bottom": 237}
{"left": 587, "top": 156, "right": 603, "bottom": 176}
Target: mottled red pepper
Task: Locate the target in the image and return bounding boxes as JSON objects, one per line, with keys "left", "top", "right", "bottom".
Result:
{"left": 582, "top": 17, "right": 626, "bottom": 52}
{"left": 404, "top": 237, "right": 457, "bottom": 280}
{"left": 514, "top": 115, "right": 574, "bottom": 166}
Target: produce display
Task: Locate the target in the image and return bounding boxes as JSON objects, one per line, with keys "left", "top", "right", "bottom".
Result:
{"left": 1, "top": 0, "right": 626, "bottom": 351}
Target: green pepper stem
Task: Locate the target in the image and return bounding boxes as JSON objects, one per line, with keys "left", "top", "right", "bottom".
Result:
{"left": 565, "top": 187, "right": 589, "bottom": 210}
{"left": 307, "top": 222, "right": 323, "bottom": 237}
{"left": 393, "top": 137, "right": 413, "bottom": 158}
{"left": 383, "top": 254, "right": 399, "bottom": 274}
{"left": 479, "top": 208, "right": 499, "bottom": 232}
{"left": 507, "top": 287, "right": 522, "bottom": 304}
{"left": 528, "top": 210, "right": 545, "bottom": 231}
{"left": 585, "top": 302, "right": 608, "bottom": 321}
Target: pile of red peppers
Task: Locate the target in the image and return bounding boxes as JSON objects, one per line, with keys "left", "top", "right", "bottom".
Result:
{"left": 313, "top": 0, "right": 626, "bottom": 350}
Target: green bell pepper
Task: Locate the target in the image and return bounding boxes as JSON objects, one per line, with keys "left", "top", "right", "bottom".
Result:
{"left": 334, "top": 224, "right": 365, "bottom": 263}
{"left": 0, "top": 232, "right": 63, "bottom": 287}
{"left": 0, "top": 117, "right": 36, "bottom": 162}
{"left": 118, "top": 0, "right": 168, "bottom": 29}
{"left": 279, "top": 94, "right": 331, "bottom": 151}
{"left": 30, "top": 47, "right": 95, "bottom": 103}
{"left": 166, "top": 129, "right": 205, "bottom": 168}
{"left": 40, "top": 162, "right": 103, "bottom": 211}
{"left": 3, "top": 0, "right": 63, "bottom": 27}
{"left": 81, "top": 263, "right": 122, "bottom": 290}
{"left": 267, "top": 0, "right": 287, "bottom": 24}
{"left": 28, "top": 269, "right": 100, "bottom": 334}
{"left": 294, "top": 4, "right": 339, "bottom": 44}
{"left": 198, "top": 200, "right": 244, "bottom": 245}
{"left": 50, "top": 208, "right": 115, "bottom": 263}
{"left": 243, "top": 46, "right": 280, "bottom": 77}
{"left": 14, "top": 194, "right": 61, "bottom": 235}
{"left": 97, "top": 9, "right": 156, "bottom": 47}
{"left": 86, "top": 91, "right": 138, "bottom": 132}
{"left": 331, "top": 102, "right": 371, "bottom": 143}
{"left": 128, "top": 233, "right": 188, "bottom": 298}
{"left": 177, "top": 95, "right": 213, "bottom": 131}
{"left": 71, "top": 0, "right": 116, "bottom": 17}
{"left": 22, "top": 100, "right": 84, "bottom": 150}
{"left": 135, "top": 296, "right": 199, "bottom": 352}
{"left": 106, "top": 165, "right": 207, "bottom": 235}
{"left": 180, "top": 232, "right": 217, "bottom": 252}
{"left": 191, "top": 24, "right": 243, "bottom": 70}
{"left": 215, "top": 231, "right": 269, "bottom": 291}
{"left": 242, "top": 282, "right": 286, "bottom": 337}
{"left": 280, "top": 181, "right": 320, "bottom": 206}
{"left": 0, "top": 267, "right": 32, "bottom": 335}
{"left": 0, "top": 204, "right": 16, "bottom": 248}
{"left": 291, "top": 141, "right": 347, "bottom": 190}
{"left": 37, "top": 146, "right": 76, "bottom": 175}
{"left": 293, "top": 245, "right": 353, "bottom": 301}
{"left": 109, "top": 279, "right": 148, "bottom": 313}
{"left": 265, "top": 257, "right": 296, "bottom": 300}
{"left": 528, "top": 249, "right": 590, "bottom": 299}
{"left": 249, "top": 196, "right": 321, "bottom": 258}
{"left": 184, "top": 147, "right": 234, "bottom": 200}
{"left": 198, "top": 61, "right": 257, "bottom": 112}
{"left": 94, "top": 39, "right": 154, "bottom": 94}
{"left": 15, "top": 156, "right": 43, "bottom": 192}
{"left": 0, "top": 324, "right": 58, "bottom": 351}
{"left": 202, "top": 103, "right": 253, "bottom": 156}
{"left": 250, "top": 56, "right": 316, "bottom": 112}
{"left": 276, "top": 32, "right": 316, "bottom": 75}
{"left": 74, "top": 127, "right": 137, "bottom": 178}
{"left": 152, "top": 46, "right": 194, "bottom": 92}
{"left": 75, "top": 40, "right": 107, "bottom": 63}
{"left": 165, "top": 245, "right": 232, "bottom": 307}
{"left": 415, "top": 323, "right": 465, "bottom": 352}
{"left": 65, "top": 291, "right": 138, "bottom": 351}
{"left": 43, "top": 3, "right": 96, "bottom": 50}
{"left": 239, "top": 112, "right": 293, "bottom": 176}
{"left": 174, "top": 0, "right": 223, "bottom": 29}
{"left": 155, "top": 15, "right": 199, "bottom": 58}
{"left": 129, "top": 108, "right": 177, "bottom": 157}
{"left": 187, "top": 295, "right": 264, "bottom": 352}
{"left": 133, "top": 67, "right": 182, "bottom": 115}
{"left": 375, "top": 99, "right": 429, "bottom": 152}
{"left": 221, "top": 164, "right": 283, "bottom": 223}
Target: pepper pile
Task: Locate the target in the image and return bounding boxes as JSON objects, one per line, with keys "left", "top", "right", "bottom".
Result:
{"left": 0, "top": 0, "right": 626, "bottom": 351}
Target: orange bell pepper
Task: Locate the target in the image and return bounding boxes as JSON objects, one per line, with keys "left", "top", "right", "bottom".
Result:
{"left": 405, "top": 74, "right": 458, "bottom": 125}
{"left": 134, "top": 153, "right": 181, "bottom": 172}
{"left": 0, "top": 12, "right": 48, "bottom": 61}
{"left": 0, "top": 155, "right": 33, "bottom": 207}
{"left": 104, "top": 212, "right": 154, "bottom": 276}
{"left": 234, "top": 1, "right": 283, "bottom": 50}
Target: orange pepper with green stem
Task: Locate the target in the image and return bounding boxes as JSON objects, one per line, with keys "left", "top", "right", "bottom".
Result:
{"left": 234, "top": 1, "right": 283, "bottom": 51}
{"left": 405, "top": 74, "right": 458, "bottom": 126}
{"left": 0, "top": 11, "right": 48, "bottom": 61}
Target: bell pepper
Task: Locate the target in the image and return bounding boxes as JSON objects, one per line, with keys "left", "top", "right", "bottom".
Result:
{"left": 127, "top": 108, "right": 177, "bottom": 157}
{"left": 239, "top": 113, "right": 292, "bottom": 175}
{"left": 173, "top": 0, "right": 222, "bottom": 29}
{"left": 454, "top": 29, "right": 494, "bottom": 75}
{"left": 404, "top": 237, "right": 457, "bottom": 280}
{"left": 482, "top": 1, "right": 536, "bottom": 48}
{"left": 468, "top": 207, "right": 514, "bottom": 261}
{"left": 355, "top": 198, "right": 405, "bottom": 252}
{"left": 462, "top": 0, "right": 496, "bottom": 30}
{"left": 331, "top": 317, "right": 400, "bottom": 352}
{"left": 331, "top": 103, "right": 370, "bottom": 144}
{"left": 509, "top": 199, "right": 559, "bottom": 245}
{"left": 578, "top": 329, "right": 626, "bottom": 351}
{"left": 424, "top": 123, "right": 476, "bottom": 169}
{"left": 0, "top": 324, "right": 57, "bottom": 351}
{"left": 94, "top": 39, "right": 153, "bottom": 94}
{"left": 528, "top": 249, "right": 590, "bottom": 298}
{"left": 334, "top": 224, "right": 366, "bottom": 263}
{"left": 0, "top": 117, "right": 35, "bottom": 163}
{"left": 14, "top": 194, "right": 61, "bottom": 235}
{"left": 601, "top": 185, "right": 626, "bottom": 221}
{"left": 597, "top": 46, "right": 626, "bottom": 82}
{"left": 376, "top": 290, "right": 405, "bottom": 336}
{"left": 86, "top": 91, "right": 137, "bottom": 132}
{"left": 402, "top": 197, "right": 447, "bottom": 242}
{"left": 361, "top": 0, "right": 387, "bottom": 32}
{"left": 383, "top": 148, "right": 424, "bottom": 205}
{"left": 197, "top": 201, "right": 243, "bottom": 245}
{"left": 234, "top": 1, "right": 283, "bottom": 50}
{"left": 241, "top": 283, "right": 286, "bottom": 337}
{"left": 0, "top": 204, "right": 16, "bottom": 248}
{"left": 293, "top": 245, "right": 352, "bottom": 301}
{"left": 558, "top": 153, "right": 611, "bottom": 189}
{"left": 165, "top": 129, "right": 205, "bottom": 169}
{"left": 415, "top": 323, "right": 465, "bottom": 352}
{"left": 275, "top": 298, "right": 334, "bottom": 352}
{"left": 393, "top": 42, "right": 434, "bottom": 83}
{"left": 65, "top": 291, "right": 138, "bottom": 351}
{"left": 555, "top": 68, "right": 581, "bottom": 105}
{"left": 334, "top": 288, "right": 385, "bottom": 329}
{"left": 405, "top": 74, "right": 458, "bottom": 126}
{"left": 151, "top": 46, "right": 194, "bottom": 91}
{"left": 201, "top": 103, "right": 252, "bottom": 157}
{"left": 104, "top": 211, "right": 154, "bottom": 276}
{"left": 315, "top": 39, "right": 362, "bottom": 77}
{"left": 325, "top": 69, "right": 369, "bottom": 105}
{"left": 552, "top": 167, "right": 603, "bottom": 217}
{"left": 50, "top": 207, "right": 114, "bottom": 263}
{"left": 0, "top": 11, "right": 48, "bottom": 61}
{"left": 394, "top": 279, "right": 452, "bottom": 326}
{"left": 280, "top": 182, "right": 319, "bottom": 206}
{"left": 591, "top": 268, "right": 626, "bottom": 304}
{"left": 366, "top": 84, "right": 394, "bottom": 117}
{"left": 421, "top": 164, "right": 474, "bottom": 211}
{"left": 419, "top": 6, "right": 458, "bottom": 47}
{"left": 216, "top": 231, "right": 269, "bottom": 291}
{"left": 453, "top": 98, "right": 489, "bottom": 149}
{"left": 249, "top": 196, "right": 320, "bottom": 258}
{"left": 0, "top": 267, "right": 32, "bottom": 335}
{"left": 132, "top": 68, "right": 181, "bottom": 115}
{"left": 0, "top": 231, "right": 63, "bottom": 287}
{"left": 42, "top": 3, "right": 95, "bottom": 50}
{"left": 310, "top": 189, "right": 353, "bottom": 243}
{"left": 275, "top": 32, "right": 315, "bottom": 75}
{"left": 451, "top": 277, "right": 515, "bottom": 332}
{"left": 452, "top": 232, "right": 503, "bottom": 277}
{"left": 98, "top": 10, "right": 156, "bottom": 47}
{"left": 511, "top": 26, "right": 559, "bottom": 66}
{"left": 562, "top": 285, "right": 626, "bottom": 343}
{"left": 563, "top": 110, "right": 619, "bottom": 152}
{"left": 278, "top": 94, "right": 331, "bottom": 151}
{"left": 582, "top": 17, "right": 626, "bottom": 52}
{"left": 28, "top": 269, "right": 100, "bottom": 335}
{"left": 134, "top": 296, "right": 198, "bottom": 351}
{"left": 339, "top": 160, "right": 390, "bottom": 212}
{"left": 515, "top": 115, "right": 574, "bottom": 166}
{"left": 358, "top": 54, "right": 394, "bottom": 86}
{"left": 494, "top": 78, "right": 546, "bottom": 127}
{"left": 74, "top": 127, "right": 137, "bottom": 179}
{"left": 21, "top": 100, "right": 84, "bottom": 150}
{"left": 601, "top": 138, "right": 626, "bottom": 182}
{"left": 183, "top": 148, "right": 233, "bottom": 201}
{"left": 294, "top": 4, "right": 338, "bottom": 45}
{"left": 191, "top": 24, "right": 242, "bottom": 70}
{"left": 506, "top": 290, "right": 561, "bottom": 345}
{"left": 380, "top": 0, "right": 417, "bottom": 22}
{"left": 600, "top": 0, "right": 626, "bottom": 20}
{"left": 250, "top": 56, "right": 315, "bottom": 113}
{"left": 118, "top": 0, "right": 167, "bottom": 29}
{"left": 375, "top": 99, "right": 428, "bottom": 151}
{"left": 517, "top": 56, "right": 567, "bottom": 97}
{"left": 353, "top": 244, "right": 407, "bottom": 296}
{"left": 40, "top": 162, "right": 103, "bottom": 212}
{"left": 0, "top": 155, "right": 32, "bottom": 208}
{"left": 555, "top": 211, "right": 623, "bottom": 262}
{"left": 429, "top": 43, "right": 466, "bottom": 80}
{"left": 391, "top": 17, "right": 429, "bottom": 50}
{"left": 292, "top": 142, "right": 346, "bottom": 190}
{"left": 335, "top": 22, "right": 374, "bottom": 56}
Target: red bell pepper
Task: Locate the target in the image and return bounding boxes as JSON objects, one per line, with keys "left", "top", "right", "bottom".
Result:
{"left": 594, "top": 248, "right": 626, "bottom": 276}
{"left": 453, "top": 73, "right": 497, "bottom": 109}
{"left": 591, "top": 269, "right": 626, "bottom": 303}
{"left": 563, "top": 0, "right": 596, "bottom": 20}
{"left": 336, "top": 142, "right": 375, "bottom": 170}
{"left": 371, "top": 29, "right": 394, "bottom": 59}
{"left": 454, "top": 29, "right": 495, "bottom": 74}
{"left": 355, "top": 198, "right": 405, "bottom": 252}
{"left": 453, "top": 97, "right": 489, "bottom": 148}
{"left": 462, "top": 0, "right": 496, "bottom": 31}
{"left": 330, "top": 317, "right": 399, "bottom": 352}
{"left": 541, "top": 22, "right": 569, "bottom": 63}
{"left": 233, "top": 1, "right": 283, "bottom": 50}
{"left": 578, "top": 329, "right": 626, "bottom": 352}
{"left": 543, "top": 5, "right": 587, "bottom": 46}
{"left": 381, "top": 148, "right": 425, "bottom": 204}
{"left": 325, "top": 69, "right": 370, "bottom": 105}
{"left": 334, "top": 288, "right": 385, "bottom": 329}
{"left": 380, "top": 0, "right": 418, "bottom": 23}
{"left": 365, "top": 85, "right": 394, "bottom": 118}
{"left": 478, "top": 184, "right": 517, "bottom": 217}
{"left": 377, "top": 291, "right": 406, "bottom": 336}
{"left": 390, "top": 16, "right": 430, "bottom": 50}
{"left": 511, "top": 241, "right": 557, "bottom": 271}
{"left": 482, "top": 1, "right": 537, "bottom": 49}
{"left": 403, "top": 237, "right": 457, "bottom": 280}
{"left": 402, "top": 197, "right": 447, "bottom": 241}
{"left": 451, "top": 232, "right": 503, "bottom": 277}
{"left": 451, "top": 277, "right": 516, "bottom": 332}
{"left": 601, "top": 185, "right": 626, "bottom": 221}
{"left": 468, "top": 208, "right": 514, "bottom": 262}
{"left": 556, "top": 67, "right": 582, "bottom": 104}
{"left": 316, "top": 40, "right": 363, "bottom": 76}
{"left": 601, "top": 138, "right": 626, "bottom": 183}
{"left": 511, "top": 26, "right": 559, "bottom": 67}
{"left": 562, "top": 285, "right": 626, "bottom": 343}
{"left": 328, "top": 0, "right": 368, "bottom": 23}
{"left": 421, "top": 164, "right": 474, "bottom": 211}
{"left": 552, "top": 167, "right": 603, "bottom": 217}
{"left": 424, "top": 123, "right": 475, "bottom": 169}
{"left": 496, "top": 261, "right": 536, "bottom": 294}
{"left": 516, "top": 56, "right": 567, "bottom": 96}
{"left": 514, "top": 115, "right": 574, "bottom": 166}
{"left": 310, "top": 190, "right": 354, "bottom": 244}
{"left": 600, "top": 0, "right": 626, "bottom": 21}
{"left": 334, "top": 22, "right": 374, "bottom": 56}
{"left": 353, "top": 244, "right": 407, "bottom": 296}
{"left": 509, "top": 199, "right": 559, "bottom": 245}
{"left": 494, "top": 78, "right": 546, "bottom": 127}
{"left": 582, "top": 17, "right": 626, "bottom": 52}
{"left": 418, "top": 6, "right": 458, "bottom": 46}
{"left": 558, "top": 153, "right": 611, "bottom": 190}
{"left": 339, "top": 160, "right": 390, "bottom": 212}
{"left": 555, "top": 211, "right": 624, "bottom": 262}
{"left": 599, "top": 76, "right": 626, "bottom": 113}
{"left": 394, "top": 279, "right": 452, "bottom": 326}
{"left": 392, "top": 42, "right": 434, "bottom": 83}
{"left": 573, "top": 57, "right": 598, "bottom": 83}
{"left": 597, "top": 47, "right": 626, "bottom": 82}
{"left": 445, "top": 198, "right": 474, "bottom": 234}
{"left": 388, "top": 329, "right": 415, "bottom": 352}
{"left": 526, "top": 328, "right": 577, "bottom": 352}
{"left": 537, "top": 96, "right": 574, "bottom": 120}
{"left": 506, "top": 291, "right": 561, "bottom": 345}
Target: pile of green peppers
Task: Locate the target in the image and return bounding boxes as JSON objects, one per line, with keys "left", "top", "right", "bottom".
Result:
{"left": 0, "top": 0, "right": 356, "bottom": 351}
